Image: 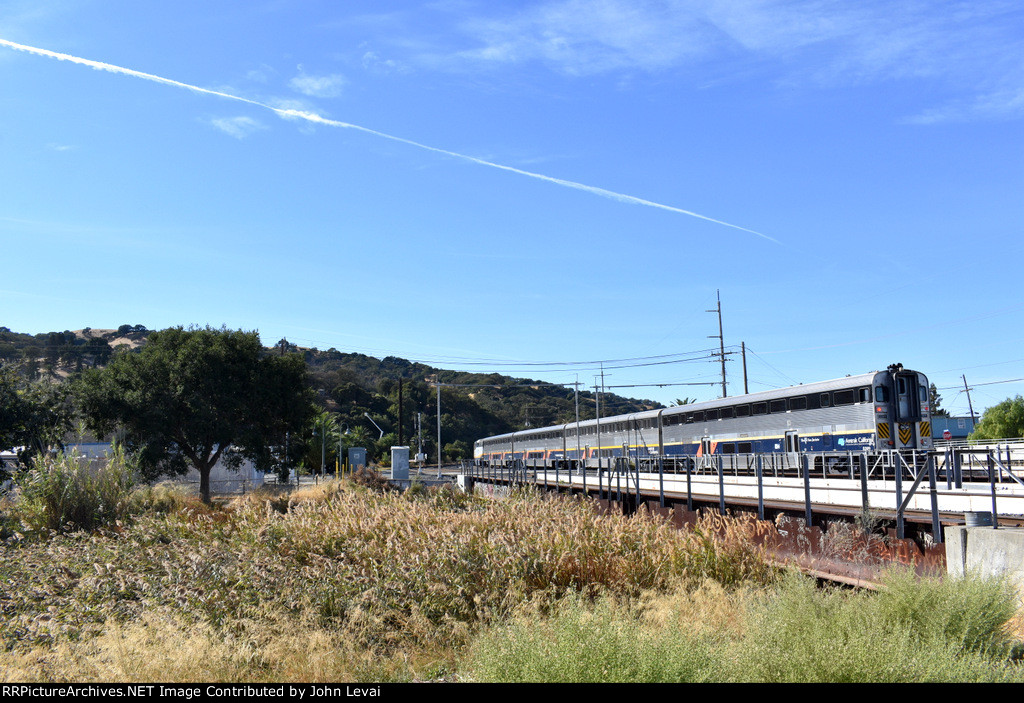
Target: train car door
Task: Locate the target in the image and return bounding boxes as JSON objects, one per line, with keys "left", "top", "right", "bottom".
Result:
{"left": 892, "top": 370, "right": 921, "bottom": 449}
{"left": 785, "top": 431, "right": 800, "bottom": 471}
{"left": 698, "top": 437, "right": 714, "bottom": 471}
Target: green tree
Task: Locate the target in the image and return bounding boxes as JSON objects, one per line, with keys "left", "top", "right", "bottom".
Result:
{"left": 969, "top": 396, "right": 1024, "bottom": 441}
{"left": 75, "top": 327, "right": 314, "bottom": 502}
{"left": 343, "top": 425, "right": 373, "bottom": 452}
{"left": 0, "top": 366, "right": 30, "bottom": 478}
{"left": 0, "top": 367, "right": 74, "bottom": 477}
{"left": 444, "top": 440, "right": 470, "bottom": 462}
{"left": 300, "top": 408, "right": 340, "bottom": 475}
{"left": 929, "top": 383, "right": 949, "bottom": 417}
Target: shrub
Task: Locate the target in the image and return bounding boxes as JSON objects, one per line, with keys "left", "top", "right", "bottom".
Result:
{"left": 12, "top": 447, "right": 136, "bottom": 534}
{"left": 348, "top": 467, "right": 394, "bottom": 493}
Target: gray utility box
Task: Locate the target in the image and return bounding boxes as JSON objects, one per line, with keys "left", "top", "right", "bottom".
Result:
{"left": 348, "top": 447, "right": 367, "bottom": 472}
{"left": 391, "top": 446, "right": 410, "bottom": 480}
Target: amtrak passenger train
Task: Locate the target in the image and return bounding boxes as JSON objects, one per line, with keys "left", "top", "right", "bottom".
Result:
{"left": 474, "top": 364, "right": 932, "bottom": 469}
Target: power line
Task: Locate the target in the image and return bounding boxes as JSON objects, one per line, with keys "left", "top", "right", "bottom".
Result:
{"left": 936, "top": 377, "right": 1024, "bottom": 390}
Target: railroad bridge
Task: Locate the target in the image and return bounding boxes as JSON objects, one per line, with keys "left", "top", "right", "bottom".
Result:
{"left": 463, "top": 444, "right": 1024, "bottom": 587}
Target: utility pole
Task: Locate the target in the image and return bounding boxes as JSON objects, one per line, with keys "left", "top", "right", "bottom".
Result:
{"left": 593, "top": 380, "right": 600, "bottom": 453}
{"left": 707, "top": 289, "right": 727, "bottom": 397}
{"left": 397, "top": 380, "right": 404, "bottom": 446}
{"left": 436, "top": 380, "right": 442, "bottom": 471}
{"left": 574, "top": 375, "right": 581, "bottom": 475}
{"left": 741, "top": 341, "right": 748, "bottom": 395}
{"left": 963, "top": 375, "right": 978, "bottom": 428}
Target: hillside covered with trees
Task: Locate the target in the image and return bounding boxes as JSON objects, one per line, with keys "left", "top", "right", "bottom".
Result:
{"left": 1, "top": 325, "right": 660, "bottom": 473}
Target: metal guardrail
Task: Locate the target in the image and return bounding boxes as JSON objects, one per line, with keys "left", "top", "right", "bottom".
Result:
{"left": 467, "top": 446, "right": 1024, "bottom": 543}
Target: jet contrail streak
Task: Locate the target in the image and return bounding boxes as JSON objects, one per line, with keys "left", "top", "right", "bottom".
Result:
{"left": 0, "top": 37, "right": 777, "bottom": 243}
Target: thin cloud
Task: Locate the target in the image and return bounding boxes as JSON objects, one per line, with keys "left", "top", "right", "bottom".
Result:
{"left": 208, "top": 115, "right": 266, "bottom": 139}
{"left": 431, "top": 0, "right": 1024, "bottom": 123}
{"left": 0, "top": 36, "right": 776, "bottom": 242}
{"left": 904, "top": 86, "right": 1024, "bottom": 125}
{"left": 361, "top": 50, "right": 405, "bottom": 75}
{"left": 289, "top": 70, "right": 346, "bottom": 98}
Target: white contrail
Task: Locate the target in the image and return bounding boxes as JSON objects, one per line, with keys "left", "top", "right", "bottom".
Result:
{"left": 0, "top": 37, "right": 777, "bottom": 243}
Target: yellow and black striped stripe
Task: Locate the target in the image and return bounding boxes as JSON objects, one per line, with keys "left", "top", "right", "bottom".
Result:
{"left": 899, "top": 423, "right": 913, "bottom": 445}
{"left": 877, "top": 422, "right": 891, "bottom": 439}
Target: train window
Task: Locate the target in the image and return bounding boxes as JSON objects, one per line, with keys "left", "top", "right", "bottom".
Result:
{"left": 752, "top": 402, "right": 767, "bottom": 415}
{"left": 833, "top": 390, "right": 856, "bottom": 406}
{"left": 735, "top": 404, "right": 750, "bottom": 417}
{"left": 691, "top": 411, "right": 704, "bottom": 423}
{"left": 875, "top": 386, "right": 889, "bottom": 403}
{"left": 721, "top": 443, "right": 735, "bottom": 454}
{"left": 706, "top": 409, "right": 720, "bottom": 421}
{"left": 820, "top": 393, "right": 830, "bottom": 408}
{"left": 859, "top": 387, "right": 870, "bottom": 403}
{"left": 721, "top": 407, "right": 735, "bottom": 419}
{"left": 769, "top": 399, "right": 787, "bottom": 413}
{"left": 919, "top": 385, "right": 928, "bottom": 402}
{"left": 738, "top": 442, "right": 752, "bottom": 453}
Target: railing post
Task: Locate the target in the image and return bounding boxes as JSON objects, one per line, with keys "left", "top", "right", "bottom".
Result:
{"left": 928, "top": 453, "right": 942, "bottom": 543}
{"left": 895, "top": 453, "right": 905, "bottom": 539}
{"left": 989, "top": 451, "right": 1000, "bottom": 529}
{"left": 718, "top": 454, "right": 726, "bottom": 515}
{"left": 802, "top": 453, "right": 812, "bottom": 526}
{"left": 860, "top": 451, "right": 870, "bottom": 532}
{"left": 658, "top": 453, "right": 665, "bottom": 508}
{"left": 686, "top": 456, "right": 693, "bottom": 512}
{"left": 756, "top": 453, "right": 764, "bottom": 520}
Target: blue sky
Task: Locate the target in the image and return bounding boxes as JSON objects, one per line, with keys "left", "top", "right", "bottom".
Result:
{"left": 1, "top": 1, "right": 1022, "bottom": 415}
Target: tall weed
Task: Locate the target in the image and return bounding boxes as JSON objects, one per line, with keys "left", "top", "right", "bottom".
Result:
{"left": 728, "top": 570, "right": 1024, "bottom": 682}
{"left": 462, "top": 590, "right": 720, "bottom": 683}
{"left": 12, "top": 447, "right": 136, "bottom": 534}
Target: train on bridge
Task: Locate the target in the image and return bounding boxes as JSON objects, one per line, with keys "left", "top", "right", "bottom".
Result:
{"left": 474, "top": 363, "right": 933, "bottom": 469}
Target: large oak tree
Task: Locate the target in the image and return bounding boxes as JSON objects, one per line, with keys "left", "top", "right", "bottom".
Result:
{"left": 76, "top": 326, "right": 314, "bottom": 502}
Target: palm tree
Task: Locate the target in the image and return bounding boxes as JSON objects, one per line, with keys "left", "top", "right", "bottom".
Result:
{"left": 304, "top": 408, "right": 340, "bottom": 474}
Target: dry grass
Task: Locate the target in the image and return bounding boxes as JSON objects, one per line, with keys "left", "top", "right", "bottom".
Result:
{"left": 1, "top": 607, "right": 421, "bottom": 683}
{"left": 0, "top": 479, "right": 778, "bottom": 682}
{"left": 6, "top": 477, "right": 1018, "bottom": 683}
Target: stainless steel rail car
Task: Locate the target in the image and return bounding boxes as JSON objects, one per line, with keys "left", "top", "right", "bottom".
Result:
{"left": 473, "top": 364, "right": 932, "bottom": 469}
